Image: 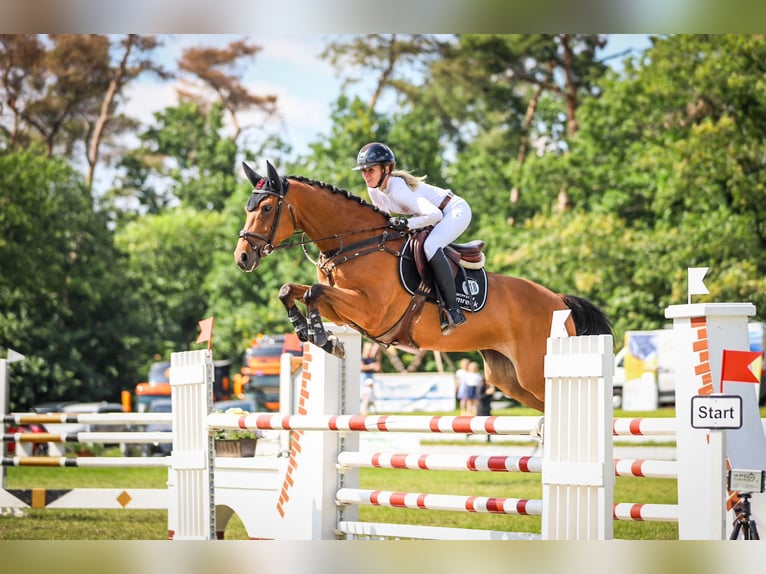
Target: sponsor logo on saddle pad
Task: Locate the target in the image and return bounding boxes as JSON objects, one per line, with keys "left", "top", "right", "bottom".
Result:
{"left": 398, "top": 238, "right": 488, "bottom": 313}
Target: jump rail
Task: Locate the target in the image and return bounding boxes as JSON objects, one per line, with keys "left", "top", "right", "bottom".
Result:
{"left": 169, "top": 303, "right": 765, "bottom": 541}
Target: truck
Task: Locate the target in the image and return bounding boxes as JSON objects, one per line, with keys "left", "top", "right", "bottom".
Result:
{"left": 127, "top": 358, "right": 232, "bottom": 412}
{"left": 613, "top": 323, "right": 766, "bottom": 409}
{"left": 232, "top": 334, "right": 303, "bottom": 412}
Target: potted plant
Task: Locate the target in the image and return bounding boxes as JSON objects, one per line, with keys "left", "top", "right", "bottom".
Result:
{"left": 213, "top": 408, "right": 263, "bottom": 457}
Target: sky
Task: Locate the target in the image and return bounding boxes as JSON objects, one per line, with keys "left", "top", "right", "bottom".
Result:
{"left": 120, "top": 34, "right": 654, "bottom": 162}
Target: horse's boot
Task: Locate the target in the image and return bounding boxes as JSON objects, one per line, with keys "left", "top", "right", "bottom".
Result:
{"left": 429, "top": 248, "right": 466, "bottom": 335}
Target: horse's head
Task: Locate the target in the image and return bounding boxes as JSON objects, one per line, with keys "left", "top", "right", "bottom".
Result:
{"left": 234, "top": 161, "right": 295, "bottom": 272}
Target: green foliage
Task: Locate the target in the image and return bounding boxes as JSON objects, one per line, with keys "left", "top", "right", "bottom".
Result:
{"left": 114, "top": 207, "right": 228, "bottom": 364}
{"left": 0, "top": 148, "right": 138, "bottom": 409}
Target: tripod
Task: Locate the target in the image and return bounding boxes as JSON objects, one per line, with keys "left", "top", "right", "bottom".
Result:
{"left": 730, "top": 492, "right": 760, "bottom": 540}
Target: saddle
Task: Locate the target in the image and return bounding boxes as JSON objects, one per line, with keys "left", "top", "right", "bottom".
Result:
{"left": 410, "top": 230, "right": 486, "bottom": 277}
{"left": 374, "top": 229, "right": 488, "bottom": 351}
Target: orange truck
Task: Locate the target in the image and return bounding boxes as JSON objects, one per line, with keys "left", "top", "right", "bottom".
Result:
{"left": 125, "top": 359, "right": 232, "bottom": 412}
{"left": 232, "top": 333, "right": 303, "bottom": 411}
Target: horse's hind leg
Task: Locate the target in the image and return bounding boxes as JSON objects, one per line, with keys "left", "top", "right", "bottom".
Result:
{"left": 480, "top": 350, "right": 544, "bottom": 413}
{"left": 279, "top": 283, "right": 310, "bottom": 342}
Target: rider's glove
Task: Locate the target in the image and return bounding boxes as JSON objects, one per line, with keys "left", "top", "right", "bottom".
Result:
{"left": 389, "top": 217, "right": 409, "bottom": 231}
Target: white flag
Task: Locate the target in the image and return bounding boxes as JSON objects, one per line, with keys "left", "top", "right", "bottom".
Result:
{"left": 6, "top": 349, "right": 25, "bottom": 363}
{"left": 687, "top": 267, "right": 709, "bottom": 303}
{"left": 549, "top": 309, "right": 572, "bottom": 339}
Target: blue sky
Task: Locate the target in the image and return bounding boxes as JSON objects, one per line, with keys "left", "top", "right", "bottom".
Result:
{"left": 122, "top": 34, "right": 652, "bottom": 156}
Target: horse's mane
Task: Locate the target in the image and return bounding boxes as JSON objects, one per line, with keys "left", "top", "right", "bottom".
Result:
{"left": 288, "top": 175, "right": 388, "bottom": 218}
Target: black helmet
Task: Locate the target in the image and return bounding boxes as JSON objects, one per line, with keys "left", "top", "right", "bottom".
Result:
{"left": 353, "top": 142, "right": 395, "bottom": 170}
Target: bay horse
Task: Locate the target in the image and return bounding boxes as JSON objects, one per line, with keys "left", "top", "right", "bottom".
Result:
{"left": 234, "top": 161, "right": 611, "bottom": 412}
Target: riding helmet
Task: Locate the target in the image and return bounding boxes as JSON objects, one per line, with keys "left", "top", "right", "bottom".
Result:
{"left": 353, "top": 142, "right": 395, "bottom": 170}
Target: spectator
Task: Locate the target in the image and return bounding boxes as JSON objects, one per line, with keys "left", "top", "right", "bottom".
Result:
{"left": 454, "top": 358, "right": 470, "bottom": 413}
{"left": 360, "top": 379, "right": 376, "bottom": 415}
{"left": 361, "top": 341, "right": 382, "bottom": 385}
{"left": 462, "top": 361, "right": 483, "bottom": 416}
{"left": 477, "top": 377, "right": 495, "bottom": 443}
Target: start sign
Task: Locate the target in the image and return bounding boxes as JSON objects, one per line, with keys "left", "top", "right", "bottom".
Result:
{"left": 690, "top": 395, "right": 743, "bottom": 429}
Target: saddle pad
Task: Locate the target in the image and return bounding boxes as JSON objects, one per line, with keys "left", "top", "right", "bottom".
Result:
{"left": 398, "top": 237, "right": 488, "bottom": 313}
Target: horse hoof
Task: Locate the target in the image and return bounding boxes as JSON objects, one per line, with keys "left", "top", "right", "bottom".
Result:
{"left": 331, "top": 341, "right": 345, "bottom": 359}
{"left": 311, "top": 331, "right": 328, "bottom": 348}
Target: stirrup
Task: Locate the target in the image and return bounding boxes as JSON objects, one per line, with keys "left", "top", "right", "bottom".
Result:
{"left": 440, "top": 307, "right": 466, "bottom": 336}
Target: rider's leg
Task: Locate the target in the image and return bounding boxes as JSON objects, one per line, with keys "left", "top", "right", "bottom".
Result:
{"left": 429, "top": 247, "right": 466, "bottom": 335}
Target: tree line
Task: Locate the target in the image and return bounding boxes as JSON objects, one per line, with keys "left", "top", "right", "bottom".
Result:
{"left": 2, "top": 34, "right": 766, "bottom": 409}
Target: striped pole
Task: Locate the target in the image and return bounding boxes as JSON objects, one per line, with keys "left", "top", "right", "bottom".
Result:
{"left": 337, "top": 451, "right": 677, "bottom": 480}
{"left": 336, "top": 488, "right": 543, "bottom": 516}
{"left": 3, "top": 413, "right": 172, "bottom": 425}
{"left": 207, "top": 413, "right": 544, "bottom": 435}
{"left": 613, "top": 502, "right": 679, "bottom": 522}
{"left": 613, "top": 459, "right": 677, "bottom": 479}
{"left": 337, "top": 451, "right": 542, "bottom": 473}
{"left": 612, "top": 418, "right": 676, "bottom": 437}
{"left": 2, "top": 456, "right": 169, "bottom": 467}
{"left": 2, "top": 432, "right": 172, "bottom": 444}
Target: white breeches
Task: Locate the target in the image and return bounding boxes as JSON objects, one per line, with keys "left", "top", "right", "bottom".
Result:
{"left": 423, "top": 197, "right": 472, "bottom": 260}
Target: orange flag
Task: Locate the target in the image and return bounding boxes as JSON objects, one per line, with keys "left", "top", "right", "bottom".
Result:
{"left": 720, "top": 349, "right": 761, "bottom": 390}
{"left": 196, "top": 317, "right": 214, "bottom": 350}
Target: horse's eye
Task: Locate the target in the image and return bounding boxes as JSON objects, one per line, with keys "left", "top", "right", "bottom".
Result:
{"left": 262, "top": 204, "right": 273, "bottom": 214}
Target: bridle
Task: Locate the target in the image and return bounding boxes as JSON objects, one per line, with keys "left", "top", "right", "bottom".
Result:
{"left": 237, "top": 177, "right": 295, "bottom": 258}
{"left": 237, "top": 176, "right": 406, "bottom": 273}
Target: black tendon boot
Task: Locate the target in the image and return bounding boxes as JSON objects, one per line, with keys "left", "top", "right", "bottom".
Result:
{"left": 429, "top": 248, "right": 467, "bottom": 335}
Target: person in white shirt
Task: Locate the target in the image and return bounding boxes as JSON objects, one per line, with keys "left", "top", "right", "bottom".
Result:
{"left": 463, "top": 361, "right": 484, "bottom": 416}
{"left": 353, "top": 142, "right": 472, "bottom": 335}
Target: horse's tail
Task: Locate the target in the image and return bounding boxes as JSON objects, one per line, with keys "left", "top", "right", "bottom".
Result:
{"left": 560, "top": 294, "right": 612, "bottom": 336}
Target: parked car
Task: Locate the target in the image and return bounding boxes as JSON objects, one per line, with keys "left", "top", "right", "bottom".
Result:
{"left": 31, "top": 401, "right": 78, "bottom": 413}
{"left": 4, "top": 422, "right": 49, "bottom": 456}
{"left": 142, "top": 398, "right": 173, "bottom": 457}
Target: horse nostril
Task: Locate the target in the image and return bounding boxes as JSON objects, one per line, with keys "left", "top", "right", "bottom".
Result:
{"left": 240, "top": 252, "right": 248, "bottom": 263}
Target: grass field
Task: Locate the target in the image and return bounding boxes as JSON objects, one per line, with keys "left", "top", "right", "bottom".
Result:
{"left": 2, "top": 405, "right": 762, "bottom": 540}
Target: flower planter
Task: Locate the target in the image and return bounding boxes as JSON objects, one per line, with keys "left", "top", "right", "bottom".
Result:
{"left": 214, "top": 438, "right": 258, "bottom": 458}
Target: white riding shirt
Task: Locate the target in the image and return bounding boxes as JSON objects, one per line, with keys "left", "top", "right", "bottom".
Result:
{"left": 367, "top": 176, "right": 472, "bottom": 260}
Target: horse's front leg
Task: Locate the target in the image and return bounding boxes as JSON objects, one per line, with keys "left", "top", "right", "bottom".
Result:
{"left": 303, "top": 284, "right": 363, "bottom": 359}
{"left": 279, "top": 283, "right": 310, "bottom": 342}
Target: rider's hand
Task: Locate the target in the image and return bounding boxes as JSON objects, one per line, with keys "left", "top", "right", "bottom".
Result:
{"left": 389, "top": 217, "right": 409, "bottom": 231}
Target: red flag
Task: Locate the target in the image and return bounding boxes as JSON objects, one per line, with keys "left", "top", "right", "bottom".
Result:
{"left": 720, "top": 349, "right": 761, "bottom": 389}
{"left": 196, "top": 317, "right": 214, "bottom": 350}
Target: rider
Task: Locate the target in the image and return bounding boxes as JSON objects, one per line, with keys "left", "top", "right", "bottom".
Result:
{"left": 353, "top": 142, "right": 471, "bottom": 335}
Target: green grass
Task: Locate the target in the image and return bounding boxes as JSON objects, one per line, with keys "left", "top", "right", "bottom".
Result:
{"left": 0, "top": 464, "right": 676, "bottom": 540}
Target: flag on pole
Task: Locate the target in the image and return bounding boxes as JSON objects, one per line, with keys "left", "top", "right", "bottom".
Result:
{"left": 687, "top": 267, "right": 709, "bottom": 304}
{"left": 720, "top": 349, "right": 761, "bottom": 391}
{"left": 196, "top": 317, "right": 214, "bottom": 351}
{"left": 6, "top": 349, "right": 25, "bottom": 363}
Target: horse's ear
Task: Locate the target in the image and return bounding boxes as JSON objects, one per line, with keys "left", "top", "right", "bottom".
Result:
{"left": 266, "top": 161, "right": 281, "bottom": 191}
{"left": 242, "top": 162, "right": 262, "bottom": 187}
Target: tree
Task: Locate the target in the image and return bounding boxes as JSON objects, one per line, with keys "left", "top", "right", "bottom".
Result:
{"left": 0, "top": 34, "right": 167, "bottom": 190}
{"left": 114, "top": 207, "right": 229, "bottom": 362}
{"left": 177, "top": 38, "right": 277, "bottom": 142}
{"left": 0, "top": 148, "right": 137, "bottom": 409}
{"left": 321, "top": 34, "right": 451, "bottom": 113}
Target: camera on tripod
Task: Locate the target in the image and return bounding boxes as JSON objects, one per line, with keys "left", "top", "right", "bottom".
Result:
{"left": 727, "top": 469, "right": 764, "bottom": 540}
{"left": 728, "top": 469, "right": 765, "bottom": 494}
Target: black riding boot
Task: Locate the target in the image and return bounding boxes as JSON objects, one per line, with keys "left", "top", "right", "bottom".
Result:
{"left": 429, "top": 248, "right": 467, "bottom": 335}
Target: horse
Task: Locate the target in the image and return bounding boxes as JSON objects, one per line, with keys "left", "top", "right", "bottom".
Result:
{"left": 234, "top": 161, "right": 611, "bottom": 412}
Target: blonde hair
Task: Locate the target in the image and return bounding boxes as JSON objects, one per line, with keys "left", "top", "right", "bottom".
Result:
{"left": 391, "top": 169, "right": 426, "bottom": 191}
